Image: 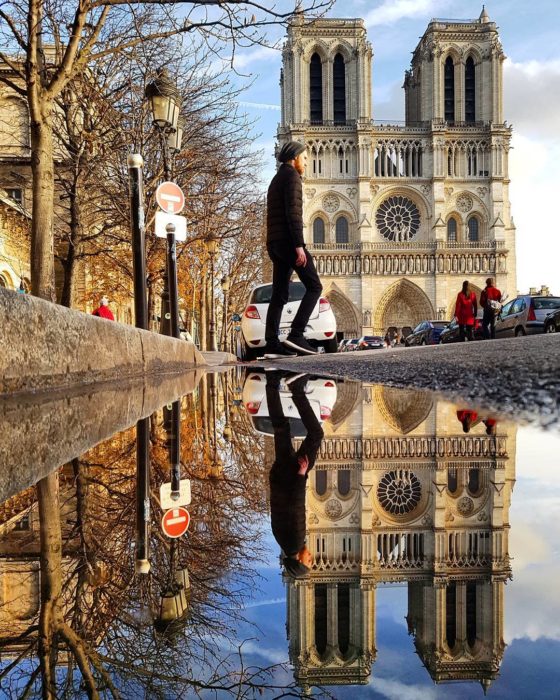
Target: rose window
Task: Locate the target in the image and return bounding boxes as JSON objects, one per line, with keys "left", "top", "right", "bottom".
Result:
{"left": 376, "top": 196, "right": 420, "bottom": 242}
{"left": 377, "top": 470, "right": 421, "bottom": 515}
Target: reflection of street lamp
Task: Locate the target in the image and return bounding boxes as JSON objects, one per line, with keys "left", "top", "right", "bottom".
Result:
{"left": 220, "top": 275, "right": 230, "bottom": 353}
{"left": 145, "top": 69, "right": 183, "bottom": 338}
{"left": 206, "top": 234, "right": 218, "bottom": 352}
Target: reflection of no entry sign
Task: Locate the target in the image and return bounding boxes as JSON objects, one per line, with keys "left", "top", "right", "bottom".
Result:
{"left": 162, "top": 507, "right": 190, "bottom": 538}
{"left": 156, "top": 181, "right": 185, "bottom": 214}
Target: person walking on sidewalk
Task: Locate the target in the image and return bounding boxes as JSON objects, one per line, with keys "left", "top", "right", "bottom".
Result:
{"left": 454, "top": 280, "right": 477, "bottom": 341}
{"left": 480, "top": 277, "right": 502, "bottom": 340}
{"left": 263, "top": 141, "right": 323, "bottom": 359}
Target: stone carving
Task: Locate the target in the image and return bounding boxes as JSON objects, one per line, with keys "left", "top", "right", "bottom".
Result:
{"left": 346, "top": 187, "right": 357, "bottom": 197}
{"left": 456, "top": 193, "right": 474, "bottom": 213}
{"left": 370, "top": 183, "right": 380, "bottom": 195}
{"left": 421, "top": 185, "right": 431, "bottom": 195}
{"left": 457, "top": 496, "right": 474, "bottom": 516}
{"left": 363, "top": 309, "right": 372, "bottom": 326}
{"left": 305, "top": 188, "right": 316, "bottom": 200}
{"left": 477, "top": 186, "right": 488, "bottom": 196}
{"left": 444, "top": 187, "right": 454, "bottom": 196}
{"left": 323, "top": 193, "right": 340, "bottom": 212}
{"left": 325, "top": 498, "right": 343, "bottom": 519}
{"left": 308, "top": 512, "right": 319, "bottom": 524}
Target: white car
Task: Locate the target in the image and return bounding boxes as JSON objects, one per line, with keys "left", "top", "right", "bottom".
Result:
{"left": 242, "top": 371, "right": 338, "bottom": 437}
{"left": 239, "top": 281, "right": 337, "bottom": 360}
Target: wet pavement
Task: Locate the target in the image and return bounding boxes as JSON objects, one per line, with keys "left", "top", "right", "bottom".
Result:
{"left": 1, "top": 368, "right": 559, "bottom": 699}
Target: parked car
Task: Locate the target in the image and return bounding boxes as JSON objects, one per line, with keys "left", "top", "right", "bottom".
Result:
{"left": 338, "top": 338, "right": 351, "bottom": 352}
{"left": 544, "top": 307, "right": 560, "bottom": 333}
{"left": 405, "top": 320, "right": 449, "bottom": 346}
{"left": 242, "top": 371, "right": 338, "bottom": 437}
{"left": 343, "top": 338, "right": 360, "bottom": 352}
{"left": 440, "top": 314, "right": 484, "bottom": 344}
{"left": 239, "top": 281, "right": 337, "bottom": 360}
{"left": 495, "top": 295, "right": 560, "bottom": 338}
{"left": 357, "top": 335, "right": 385, "bottom": 350}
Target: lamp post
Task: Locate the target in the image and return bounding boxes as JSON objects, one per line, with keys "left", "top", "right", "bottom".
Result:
{"left": 145, "top": 69, "right": 182, "bottom": 338}
{"left": 220, "top": 275, "right": 230, "bottom": 353}
{"left": 206, "top": 234, "right": 218, "bottom": 352}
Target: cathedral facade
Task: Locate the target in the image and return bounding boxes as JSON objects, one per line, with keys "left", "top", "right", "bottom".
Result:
{"left": 278, "top": 9, "right": 516, "bottom": 337}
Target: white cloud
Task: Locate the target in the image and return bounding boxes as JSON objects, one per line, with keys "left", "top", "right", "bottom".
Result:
{"left": 243, "top": 597, "right": 286, "bottom": 609}
{"left": 370, "top": 677, "right": 438, "bottom": 700}
{"left": 364, "top": 0, "right": 449, "bottom": 27}
{"left": 240, "top": 101, "right": 281, "bottom": 111}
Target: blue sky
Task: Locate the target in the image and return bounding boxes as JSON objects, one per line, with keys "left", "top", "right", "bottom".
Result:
{"left": 224, "top": 0, "right": 560, "bottom": 293}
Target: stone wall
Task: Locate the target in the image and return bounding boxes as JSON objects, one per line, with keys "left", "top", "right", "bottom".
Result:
{"left": 0, "top": 287, "right": 206, "bottom": 394}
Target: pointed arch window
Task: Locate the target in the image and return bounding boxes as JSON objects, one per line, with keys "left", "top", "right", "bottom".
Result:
{"left": 310, "top": 53, "right": 323, "bottom": 123}
{"left": 447, "top": 217, "right": 457, "bottom": 243}
{"left": 315, "top": 469, "right": 327, "bottom": 496}
{"left": 312, "top": 217, "right": 325, "bottom": 244}
{"left": 337, "top": 470, "right": 351, "bottom": 496}
{"left": 335, "top": 215, "right": 349, "bottom": 244}
{"left": 467, "top": 216, "right": 479, "bottom": 242}
{"left": 333, "top": 53, "right": 346, "bottom": 123}
{"left": 444, "top": 56, "right": 455, "bottom": 122}
{"left": 465, "top": 56, "right": 476, "bottom": 123}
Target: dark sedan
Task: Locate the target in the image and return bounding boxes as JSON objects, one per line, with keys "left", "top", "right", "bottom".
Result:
{"left": 357, "top": 335, "right": 385, "bottom": 350}
{"left": 405, "top": 320, "right": 449, "bottom": 346}
{"left": 544, "top": 307, "right": 560, "bottom": 333}
{"left": 440, "top": 316, "right": 484, "bottom": 344}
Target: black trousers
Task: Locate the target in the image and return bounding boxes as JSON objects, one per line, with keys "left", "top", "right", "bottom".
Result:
{"left": 265, "top": 242, "right": 322, "bottom": 344}
{"left": 482, "top": 308, "right": 496, "bottom": 339}
{"left": 459, "top": 324, "right": 474, "bottom": 341}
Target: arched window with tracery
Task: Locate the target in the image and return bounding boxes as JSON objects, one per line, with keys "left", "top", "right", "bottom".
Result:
{"left": 467, "top": 216, "right": 479, "bottom": 242}
{"left": 312, "top": 217, "right": 325, "bottom": 244}
{"left": 444, "top": 56, "right": 455, "bottom": 122}
{"left": 333, "top": 53, "right": 346, "bottom": 123}
{"left": 310, "top": 53, "right": 323, "bottom": 123}
{"left": 465, "top": 56, "right": 476, "bottom": 123}
{"left": 335, "top": 215, "right": 349, "bottom": 244}
{"left": 447, "top": 217, "right": 458, "bottom": 243}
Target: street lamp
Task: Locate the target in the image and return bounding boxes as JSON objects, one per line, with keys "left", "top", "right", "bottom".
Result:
{"left": 145, "top": 69, "right": 183, "bottom": 338}
{"left": 206, "top": 234, "right": 218, "bottom": 352}
{"left": 220, "top": 274, "right": 230, "bottom": 353}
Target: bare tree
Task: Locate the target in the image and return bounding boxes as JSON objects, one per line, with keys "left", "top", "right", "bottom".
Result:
{"left": 0, "top": 0, "right": 333, "bottom": 301}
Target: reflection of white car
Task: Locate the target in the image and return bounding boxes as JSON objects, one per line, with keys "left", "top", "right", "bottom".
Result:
{"left": 239, "top": 282, "right": 337, "bottom": 360}
{"left": 242, "top": 371, "right": 338, "bottom": 437}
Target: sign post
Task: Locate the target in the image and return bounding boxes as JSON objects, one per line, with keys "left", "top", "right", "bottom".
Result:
{"left": 162, "top": 507, "right": 190, "bottom": 539}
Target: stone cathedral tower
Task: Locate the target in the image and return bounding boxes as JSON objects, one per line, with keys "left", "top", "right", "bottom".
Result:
{"left": 278, "top": 9, "right": 516, "bottom": 338}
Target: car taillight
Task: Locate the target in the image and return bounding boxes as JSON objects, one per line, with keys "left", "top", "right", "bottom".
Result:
{"left": 324, "top": 381, "right": 335, "bottom": 388}
{"left": 320, "top": 406, "right": 332, "bottom": 420}
{"left": 245, "top": 305, "right": 260, "bottom": 319}
{"left": 325, "top": 331, "right": 334, "bottom": 337}
{"left": 319, "top": 297, "right": 330, "bottom": 313}
{"left": 245, "top": 401, "right": 261, "bottom": 415}
{"left": 527, "top": 303, "right": 536, "bottom": 322}
{"left": 250, "top": 375, "right": 262, "bottom": 381}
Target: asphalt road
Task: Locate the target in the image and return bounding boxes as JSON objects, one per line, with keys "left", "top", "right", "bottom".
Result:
{"left": 251, "top": 334, "right": 560, "bottom": 430}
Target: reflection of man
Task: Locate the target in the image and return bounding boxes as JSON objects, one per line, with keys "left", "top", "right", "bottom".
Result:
{"left": 266, "top": 371, "right": 324, "bottom": 578}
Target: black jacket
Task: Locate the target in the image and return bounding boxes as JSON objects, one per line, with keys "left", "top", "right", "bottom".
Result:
{"left": 266, "top": 163, "right": 304, "bottom": 248}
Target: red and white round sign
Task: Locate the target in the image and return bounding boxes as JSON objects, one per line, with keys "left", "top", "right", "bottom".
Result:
{"left": 161, "top": 506, "right": 190, "bottom": 538}
{"left": 156, "top": 181, "right": 185, "bottom": 214}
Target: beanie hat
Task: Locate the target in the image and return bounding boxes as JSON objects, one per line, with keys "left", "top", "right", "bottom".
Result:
{"left": 278, "top": 141, "right": 306, "bottom": 163}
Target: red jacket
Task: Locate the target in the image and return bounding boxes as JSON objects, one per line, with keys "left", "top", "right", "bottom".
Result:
{"left": 455, "top": 291, "right": 477, "bottom": 325}
{"left": 93, "top": 305, "right": 115, "bottom": 321}
{"left": 480, "top": 286, "right": 501, "bottom": 309}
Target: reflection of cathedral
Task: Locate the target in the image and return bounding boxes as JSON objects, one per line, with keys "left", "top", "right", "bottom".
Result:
{"left": 286, "top": 383, "right": 515, "bottom": 692}
{"left": 278, "top": 10, "right": 516, "bottom": 336}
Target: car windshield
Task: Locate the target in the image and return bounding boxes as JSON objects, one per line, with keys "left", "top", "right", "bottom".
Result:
{"left": 533, "top": 297, "right": 560, "bottom": 310}
{"left": 251, "top": 283, "right": 306, "bottom": 304}
{"left": 430, "top": 322, "right": 449, "bottom": 329}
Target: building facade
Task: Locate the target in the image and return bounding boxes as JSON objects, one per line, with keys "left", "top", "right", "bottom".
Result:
{"left": 278, "top": 9, "right": 516, "bottom": 337}
{"left": 286, "top": 383, "right": 514, "bottom": 691}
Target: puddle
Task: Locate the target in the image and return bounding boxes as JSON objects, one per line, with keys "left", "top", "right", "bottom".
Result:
{"left": 0, "top": 369, "right": 559, "bottom": 698}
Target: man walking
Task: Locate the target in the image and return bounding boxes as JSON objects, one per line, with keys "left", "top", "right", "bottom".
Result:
{"left": 264, "top": 141, "right": 323, "bottom": 359}
{"left": 480, "top": 277, "right": 502, "bottom": 340}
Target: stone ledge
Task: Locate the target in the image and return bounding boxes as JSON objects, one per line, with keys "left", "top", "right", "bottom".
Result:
{"left": 0, "top": 288, "right": 207, "bottom": 394}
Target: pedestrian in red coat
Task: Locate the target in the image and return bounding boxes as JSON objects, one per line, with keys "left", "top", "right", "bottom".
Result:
{"left": 454, "top": 280, "right": 477, "bottom": 341}
{"left": 92, "top": 295, "right": 115, "bottom": 321}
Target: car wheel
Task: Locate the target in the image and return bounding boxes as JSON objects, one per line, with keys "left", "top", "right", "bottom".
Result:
{"left": 239, "top": 340, "right": 260, "bottom": 361}
{"left": 515, "top": 327, "right": 526, "bottom": 337}
{"left": 545, "top": 323, "right": 556, "bottom": 333}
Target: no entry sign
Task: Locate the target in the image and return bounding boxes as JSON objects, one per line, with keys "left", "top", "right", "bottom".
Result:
{"left": 156, "top": 181, "right": 185, "bottom": 214}
{"left": 161, "top": 506, "right": 190, "bottom": 538}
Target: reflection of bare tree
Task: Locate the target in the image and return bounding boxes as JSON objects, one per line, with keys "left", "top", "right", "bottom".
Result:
{"left": 0, "top": 383, "right": 312, "bottom": 698}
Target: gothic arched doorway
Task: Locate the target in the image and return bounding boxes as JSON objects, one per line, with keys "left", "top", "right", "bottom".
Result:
{"left": 326, "top": 286, "right": 361, "bottom": 339}
{"left": 373, "top": 279, "right": 434, "bottom": 335}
